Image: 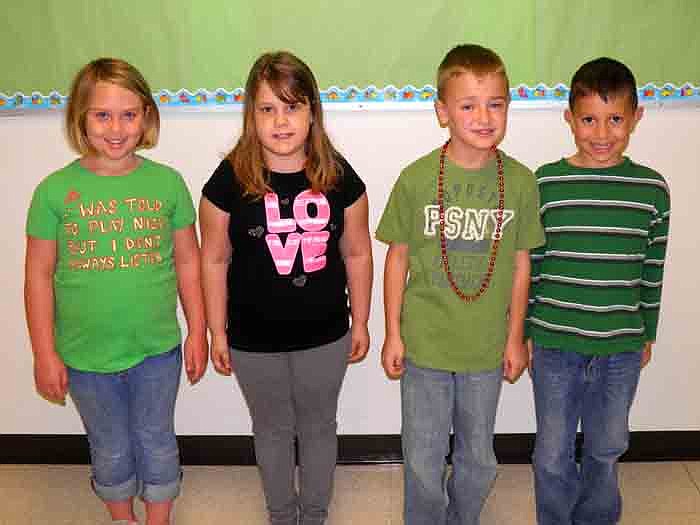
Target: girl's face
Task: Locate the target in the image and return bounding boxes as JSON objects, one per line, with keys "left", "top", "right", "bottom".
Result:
{"left": 254, "top": 80, "right": 312, "bottom": 172}
{"left": 84, "top": 81, "right": 146, "bottom": 169}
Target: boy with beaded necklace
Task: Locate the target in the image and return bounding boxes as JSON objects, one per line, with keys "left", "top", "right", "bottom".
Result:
{"left": 376, "top": 44, "right": 545, "bottom": 525}
{"left": 527, "top": 57, "right": 671, "bottom": 525}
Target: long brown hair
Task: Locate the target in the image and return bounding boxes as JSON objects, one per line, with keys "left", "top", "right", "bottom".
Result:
{"left": 228, "top": 51, "right": 341, "bottom": 198}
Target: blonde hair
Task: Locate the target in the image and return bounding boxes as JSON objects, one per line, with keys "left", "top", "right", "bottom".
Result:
{"left": 65, "top": 58, "right": 159, "bottom": 155}
{"left": 437, "top": 44, "right": 510, "bottom": 101}
{"left": 228, "top": 51, "right": 340, "bottom": 199}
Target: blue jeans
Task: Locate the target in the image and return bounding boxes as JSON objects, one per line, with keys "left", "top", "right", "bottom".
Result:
{"left": 67, "top": 346, "right": 183, "bottom": 503}
{"left": 401, "top": 360, "right": 503, "bottom": 525}
{"left": 531, "top": 345, "right": 642, "bottom": 525}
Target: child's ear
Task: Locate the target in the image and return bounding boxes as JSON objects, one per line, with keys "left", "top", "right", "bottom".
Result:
{"left": 632, "top": 106, "right": 644, "bottom": 131}
{"left": 564, "top": 108, "right": 573, "bottom": 126}
{"left": 434, "top": 100, "right": 448, "bottom": 128}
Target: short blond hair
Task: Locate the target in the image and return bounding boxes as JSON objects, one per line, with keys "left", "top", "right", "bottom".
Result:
{"left": 65, "top": 58, "right": 159, "bottom": 155}
{"left": 437, "top": 44, "right": 510, "bottom": 101}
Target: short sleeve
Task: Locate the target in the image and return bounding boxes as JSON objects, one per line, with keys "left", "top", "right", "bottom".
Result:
{"left": 515, "top": 167, "right": 545, "bottom": 251}
{"left": 375, "top": 171, "right": 410, "bottom": 245}
{"left": 202, "top": 159, "right": 237, "bottom": 213}
{"left": 26, "top": 177, "right": 60, "bottom": 240}
{"left": 337, "top": 157, "right": 366, "bottom": 208}
{"left": 170, "top": 171, "right": 196, "bottom": 230}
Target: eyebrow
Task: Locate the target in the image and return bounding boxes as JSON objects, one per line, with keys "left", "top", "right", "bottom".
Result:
{"left": 88, "top": 106, "right": 142, "bottom": 112}
{"left": 256, "top": 98, "right": 305, "bottom": 105}
{"left": 454, "top": 96, "right": 508, "bottom": 102}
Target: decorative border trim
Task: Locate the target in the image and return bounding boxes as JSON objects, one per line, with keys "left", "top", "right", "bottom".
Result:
{"left": 1, "top": 431, "right": 698, "bottom": 465}
{"left": 1, "top": 83, "right": 699, "bottom": 113}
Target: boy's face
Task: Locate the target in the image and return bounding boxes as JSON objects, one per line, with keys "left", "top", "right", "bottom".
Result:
{"left": 565, "top": 92, "right": 643, "bottom": 168}
{"left": 435, "top": 71, "right": 509, "bottom": 163}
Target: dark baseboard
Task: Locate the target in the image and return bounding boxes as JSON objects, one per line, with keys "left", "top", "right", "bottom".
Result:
{"left": 1, "top": 431, "right": 698, "bottom": 465}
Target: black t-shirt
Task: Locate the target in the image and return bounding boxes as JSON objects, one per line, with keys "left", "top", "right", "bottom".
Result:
{"left": 202, "top": 157, "right": 366, "bottom": 352}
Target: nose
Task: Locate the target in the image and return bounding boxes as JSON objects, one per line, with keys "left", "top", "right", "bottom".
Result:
{"left": 594, "top": 120, "right": 609, "bottom": 139}
{"left": 109, "top": 116, "right": 122, "bottom": 133}
{"left": 475, "top": 104, "right": 489, "bottom": 125}
{"left": 275, "top": 111, "right": 289, "bottom": 127}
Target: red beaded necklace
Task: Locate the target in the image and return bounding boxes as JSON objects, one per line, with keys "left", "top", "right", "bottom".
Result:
{"left": 437, "top": 140, "right": 505, "bottom": 303}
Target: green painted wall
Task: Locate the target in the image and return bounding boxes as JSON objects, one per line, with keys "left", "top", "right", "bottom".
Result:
{"left": 2, "top": 0, "right": 698, "bottom": 94}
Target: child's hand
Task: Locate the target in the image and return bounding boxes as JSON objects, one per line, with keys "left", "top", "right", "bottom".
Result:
{"left": 503, "top": 339, "right": 528, "bottom": 384}
{"left": 348, "top": 322, "right": 370, "bottom": 363}
{"left": 381, "top": 335, "right": 405, "bottom": 379}
{"left": 34, "top": 350, "right": 68, "bottom": 404}
{"left": 526, "top": 338, "right": 534, "bottom": 376}
{"left": 184, "top": 331, "right": 208, "bottom": 385}
{"left": 641, "top": 342, "right": 653, "bottom": 369}
{"left": 210, "top": 334, "right": 232, "bottom": 376}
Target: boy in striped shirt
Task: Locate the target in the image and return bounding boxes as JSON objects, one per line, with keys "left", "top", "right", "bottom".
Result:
{"left": 527, "top": 57, "right": 671, "bottom": 525}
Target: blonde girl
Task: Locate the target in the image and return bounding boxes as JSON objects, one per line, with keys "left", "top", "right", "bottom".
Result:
{"left": 25, "top": 58, "right": 207, "bottom": 525}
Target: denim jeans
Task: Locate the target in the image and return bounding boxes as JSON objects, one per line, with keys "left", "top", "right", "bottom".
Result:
{"left": 401, "top": 360, "right": 503, "bottom": 525}
{"left": 67, "top": 346, "right": 183, "bottom": 503}
{"left": 531, "top": 345, "right": 642, "bottom": 525}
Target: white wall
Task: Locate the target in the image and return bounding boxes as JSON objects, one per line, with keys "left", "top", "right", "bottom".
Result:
{"left": 2, "top": 104, "right": 698, "bottom": 435}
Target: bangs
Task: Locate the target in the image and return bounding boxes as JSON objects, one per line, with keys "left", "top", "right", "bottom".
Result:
{"left": 261, "top": 65, "right": 310, "bottom": 105}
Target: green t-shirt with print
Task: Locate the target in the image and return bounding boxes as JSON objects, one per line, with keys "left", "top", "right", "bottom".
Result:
{"left": 376, "top": 148, "right": 545, "bottom": 372}
{"left": 26, "top": 158, "right": 196, "bottom": 373}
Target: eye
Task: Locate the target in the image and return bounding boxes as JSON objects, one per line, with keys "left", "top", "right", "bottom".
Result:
{"left": 461, "top": 104, "right": 474, "bottom": 111}
{"left": 122, "top": 111, "right": 137, "bottom": 121}
{"left": 489, "top": 101, "right": 505, "bottom": 110}
{"left": 609, "top": 115, "right": 624, "bottom": 125}
{"left": 287, "top": 103, "right": 299, "bottom": 112}
{"left": 581, "top": 116, "right": 594, "bottom": 125}
{"left": 94, "top": 111, "right": 110, "bottom": 121}
{"left": 258, "top": 105, "right": 273, "bottom": 114}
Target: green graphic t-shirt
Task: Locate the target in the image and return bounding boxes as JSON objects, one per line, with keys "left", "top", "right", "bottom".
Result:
{"left": 376, "top": 148, "right": 545, "bottom": 372}
{"left": 26, "top": 158, "right": 196, "bottom": 373}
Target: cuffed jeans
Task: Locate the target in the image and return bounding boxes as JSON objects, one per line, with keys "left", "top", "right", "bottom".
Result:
{"left": 67, "top": 346, "right": 182, "bottom": 503}
{"left": 531, "top": 345, "right": 642, "bottom": 525}
{"left": 401, "top": 360, "right": 503, "bottom": 525}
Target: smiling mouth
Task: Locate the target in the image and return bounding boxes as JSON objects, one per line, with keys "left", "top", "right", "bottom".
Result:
{"left": 591, "top": 142, "right": 613, "bottom": 152}
{"left": 473, "top": 129, "right": 495, "bottom": 137}
{"left": 273, "top": 133, "right": 294, "bottom": 140}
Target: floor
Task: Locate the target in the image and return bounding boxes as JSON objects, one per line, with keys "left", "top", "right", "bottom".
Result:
{"left": 1, "top": 462, "right": 699, "bottom": 524}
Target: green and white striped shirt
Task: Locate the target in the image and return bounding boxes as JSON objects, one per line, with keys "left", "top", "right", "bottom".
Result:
{"left": 526, "top": 157, "right": 670, "bottom": 355}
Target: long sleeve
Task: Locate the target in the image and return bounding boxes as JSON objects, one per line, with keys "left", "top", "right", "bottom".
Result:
{"left": 641, "top": 182, "right": 671, "bottom": 341}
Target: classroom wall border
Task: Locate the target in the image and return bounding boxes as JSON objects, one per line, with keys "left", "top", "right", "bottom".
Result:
{"left": 2, "top": 83, "right": 699, "bottom": 113}
{"left": 1, "top": 432, "right": 698, "bottom": 465}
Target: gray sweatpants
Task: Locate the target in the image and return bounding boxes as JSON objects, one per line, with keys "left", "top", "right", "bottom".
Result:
{"left": 230, "top": 331, "right": 351, "bottom": 525}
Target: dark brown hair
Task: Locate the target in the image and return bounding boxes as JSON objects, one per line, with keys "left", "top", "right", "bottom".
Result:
{"left": 569, "top": 57, "right": 638, "bottom": 111}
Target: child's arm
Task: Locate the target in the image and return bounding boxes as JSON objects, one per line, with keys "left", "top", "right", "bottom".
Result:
{"left": 381, "top": 242, "right": 409, "bottom": 379}
{"left": 525, "top": 244, "right": 545, "bottom": 371}
{"left": 199, "top": 197, "right": 233, "bottom": 375}
{"left": 640, "top": 183, "right": 671, "bottom": 370}
{"left": 340, "top": 193, "right": 373, "bottom": 363}
{"left": 24, "top": 237, "right": 67, "bottom": 403}
{"left": 173, "top": 225, "right": 208, "bottom": 384}
{"left": 503, "top": 249, "right": 531, "bottom": 383}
